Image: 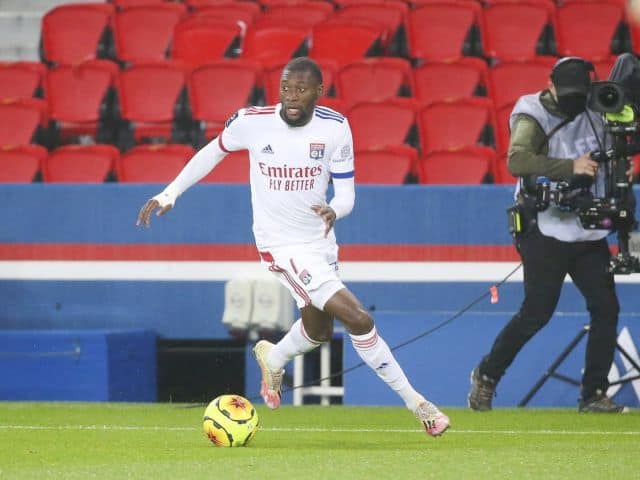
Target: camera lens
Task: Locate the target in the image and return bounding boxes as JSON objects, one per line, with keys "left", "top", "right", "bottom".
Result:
{"left": 598, "top": 86, "right": 620, "bottom": 108}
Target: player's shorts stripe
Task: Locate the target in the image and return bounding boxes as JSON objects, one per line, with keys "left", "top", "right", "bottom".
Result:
{"left": 218, "top": 134, "right": 230, "bottom": 153}
{"left": 331, "top": 171, "right": 354, "bottom": 179}
{"left": 269, "top": 264, "right": 311, "bottom": 306}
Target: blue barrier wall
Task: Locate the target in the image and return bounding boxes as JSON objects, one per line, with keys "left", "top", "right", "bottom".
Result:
{"left": 2, "top": 184, "right": 640, "bottom": 406}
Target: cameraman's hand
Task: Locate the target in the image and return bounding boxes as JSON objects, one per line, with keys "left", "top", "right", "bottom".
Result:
{"left": 573, "top": 153, "right": 599, "bottom": 177}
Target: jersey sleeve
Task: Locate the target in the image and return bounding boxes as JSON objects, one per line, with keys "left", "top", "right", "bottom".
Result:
{"left": 218, "top": 109, "right": 248, "bottom": 152}
{"left": 329, "top": 119, "right": 355, "bottom": 180}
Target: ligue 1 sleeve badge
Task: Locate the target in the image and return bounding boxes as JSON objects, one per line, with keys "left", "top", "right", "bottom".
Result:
{"left": 309, "top": 143, "right": 325, "bottom": 159}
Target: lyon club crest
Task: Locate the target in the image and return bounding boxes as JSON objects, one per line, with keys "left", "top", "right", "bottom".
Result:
{"left": 309, "top": 143, "right": 325, "bottom": 160}
{"left": 299, "top": 270, "right": 312, "bottom": 285}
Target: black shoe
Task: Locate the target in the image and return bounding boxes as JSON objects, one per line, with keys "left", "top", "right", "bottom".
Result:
{"left": 578, "top": 391, "right": 628, "bottom": 413}
{"left": 468, "top": 367, "right": 497, "bottom": 411}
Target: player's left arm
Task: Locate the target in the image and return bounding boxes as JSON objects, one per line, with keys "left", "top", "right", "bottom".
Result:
{"left": 312, "top": 121, "right": 355, "bottom": 236}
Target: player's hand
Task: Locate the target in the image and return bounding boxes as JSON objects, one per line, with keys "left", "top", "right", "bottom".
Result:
{"left": 574, "top": 153, "right": 599, "bottom": 176}
{"left": 311, "top": 205, "right": 336, "bottom": 237}
{"left": 136, "top": 193, "right": 174, "bottom": 227}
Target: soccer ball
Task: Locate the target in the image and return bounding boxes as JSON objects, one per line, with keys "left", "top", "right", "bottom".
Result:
{"left": 202, "top": 394, "right": 259, "bottom": 447}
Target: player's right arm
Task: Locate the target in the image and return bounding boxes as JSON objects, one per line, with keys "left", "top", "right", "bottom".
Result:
{"left": 136, "top": 110, "right": 247, "bottom": 227}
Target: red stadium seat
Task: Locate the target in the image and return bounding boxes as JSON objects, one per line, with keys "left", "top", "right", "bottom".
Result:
{"left": 481, "top": 0, "right": 556, "bottom": 62}
{"left": 188, "top": 60, "right": 261, "bottom": 145}
{"left": 189, "top": 2, "right": 261, "bottom": 29}
{"left": 405, "top": 1, "right": 482, "bottom": 62}
{"left": 43, "top": 144, "right": 119, "bottom": 183}
{"left": 116, "top": 62, "right": 187, "bottom": 148}
{"left": 347, "top": 99, "right": 417, "bottom": 151}
{"left": 310, "top": 19, "right": 386, "bottom": 67}
{"left": 555, "top": 0, "right": 624, "bottom": 60}
{"left": 201, "top": 149, "right": 249, "bottom": 183}
{"left": 45, "top": 60, "right": 118, "bottom": 146}
{"left": 332, "top": 1, "right": 407, "bottom": 54}
{"left": 0, "top": 99, "right": 43, "bottom": 146}
{"left": 419, "top": 147, "right": 493, "bottom": 184}
{"left": 412, "top": 57, "right": 487, "bottom": 106}
{"left": 254, "top": 2, "right": 334, "bottom": 30}
{"left": 241, "top": 26, "right": 309, "bottom": 69}
{"left": 111, "top": 0, "right": 167, "bottom": 8}
{"left": 41, "top": 3, "right": 114, "bottom": 65}
{"left": 335, "top": 57, "right": 413, "bottom": 109}
{"left": 0, "top": 62, "right": 45, "bottom": 100}
{"left": 117, "top": 144, "right": 193, "bottom": 182}
{"left": 417, "top": 98, "right": 495, "bottom": 154}
{"left": 112, "top": 3, "right": 186, "bottom": 64}
{"left": 487, "top": 59, "right": 554, "bottom": 110}
{"left": 262, "top": 59, "right": 338, "bottom": 105}
{"left": 0, "top": 145, "right": 47, "bottom": 183}
{"left": 355, "top": 145, "right": 417, "bottom": 184}
{"left": 171, "top": 18, "right": 243, "bottom": 70}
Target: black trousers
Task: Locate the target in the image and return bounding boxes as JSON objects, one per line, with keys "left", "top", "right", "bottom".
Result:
{"left": 478, "top": 225, "right": 620, "bottom": 400}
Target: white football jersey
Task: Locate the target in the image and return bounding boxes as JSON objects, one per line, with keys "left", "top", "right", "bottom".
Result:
{"left": 219, "top": 103, "right": 355, "bottom": 250}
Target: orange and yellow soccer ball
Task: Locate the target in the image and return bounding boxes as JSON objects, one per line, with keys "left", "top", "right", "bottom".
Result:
{"left": 202, "top": 394, "right": 259, "bottom": 447}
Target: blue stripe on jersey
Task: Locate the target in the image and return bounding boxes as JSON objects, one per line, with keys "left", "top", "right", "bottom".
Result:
{"left": 331, "top": 170, "right": 354, "bottom": 179}
{"left": 315, "top": 111, "right": 344, "bottom": 123}
{"left": 316, "top": 106, "right": 344, "bottom": 119}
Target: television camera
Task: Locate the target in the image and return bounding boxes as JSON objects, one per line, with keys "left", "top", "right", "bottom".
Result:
{"left": 532, "top": 58, "right": 640, "bottom": 274}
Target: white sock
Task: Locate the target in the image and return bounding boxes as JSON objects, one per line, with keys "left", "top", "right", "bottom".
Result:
{"left": 350, "top": 326, "right": 425, "bottom": 411}
{"left": 267, "top": 318, "right": 323, "bottom": 371}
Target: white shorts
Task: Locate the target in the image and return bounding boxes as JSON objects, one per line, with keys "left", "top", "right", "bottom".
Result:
{"left": 259, "top": 239, "right": 345, "bottom": 310}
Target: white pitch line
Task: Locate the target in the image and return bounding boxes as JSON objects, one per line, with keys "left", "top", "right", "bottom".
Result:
{"left": 0, "top": 425, "right": 638, "bottom": 436}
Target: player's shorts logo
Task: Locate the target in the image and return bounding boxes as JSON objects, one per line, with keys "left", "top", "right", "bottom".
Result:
{"left": 299, "top": 269, "right": 312, "bottom": 285}
{"left": 309, "top": 143, "right": 325, "bottom": 160}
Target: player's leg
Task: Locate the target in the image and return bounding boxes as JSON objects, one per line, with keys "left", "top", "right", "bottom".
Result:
{"left": 324, "top": 288, "right": 450, "bottom": 437}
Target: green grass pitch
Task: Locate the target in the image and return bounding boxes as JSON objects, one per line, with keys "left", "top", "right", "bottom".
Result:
{"left": 1, "top": 402, "right": 638, "bottom": 479}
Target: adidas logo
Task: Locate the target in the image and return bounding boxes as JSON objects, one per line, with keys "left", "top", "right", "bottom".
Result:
{"left": 261, "top": 144, "right": 274, "bottom": 154}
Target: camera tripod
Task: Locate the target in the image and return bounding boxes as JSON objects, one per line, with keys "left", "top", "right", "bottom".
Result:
{"left": 518, "top": 324, "right": 640, "bottom": 406}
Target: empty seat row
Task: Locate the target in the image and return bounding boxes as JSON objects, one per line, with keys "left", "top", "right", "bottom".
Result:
{"left": 0, "top": 143, "right": 252, "bottom": 183}
{"left": 38, "top": 0, "right": 639, "bottom": 69}
{"left": 0, "top": 142, "right": 511, "bottom": 185}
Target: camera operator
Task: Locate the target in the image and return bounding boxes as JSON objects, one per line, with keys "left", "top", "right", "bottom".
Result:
{"left": 468, "top": 57, "right": 628, "bottom": 413}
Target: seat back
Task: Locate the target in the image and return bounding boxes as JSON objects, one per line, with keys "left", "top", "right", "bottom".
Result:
{"left": 241, "top": 26, "right": 308, "bottom": 69}
{"left": 419, "top": 147, "right": 492, "bottom": 184}
{"left": 488, "top": 59, "right": 554, "bottom": 110}
{"left": 0, "top": 145, "right": 46, "bottom": 183}
{"left": 555, "top": 1, "right": 623, "bottom": 60}
{"left": 355, "top": 146, "right": 416, "bottom": 184}
{"left": 417, "top": 98, "right": 495, "bottom": 153}
{"left": 117, "top": 144, "right": 193, "bottom": 182}
{"left": 412, "top": 58, "right": 487, "bottom": 106}
{"left": 254, "top": 2, "right": 334, "bottom": 30}
{"left": 0, "top": 100, "right": 43, "bottom": 145}
{"left": 0, "top": 62, "right": 45, "bottom": 99}
{"left": 347, "top": 100, "right": 416, "bottom": 151}
{"left": 41, "top": 3, "right": 114, "bottom": 65}
{"left": 113, "top": 4, "right": 186, "bottom": 64}
{"left": 482, "top": 1, "right": 555, "bottom": 62}
{"left": 45, "top": 60, "right": 116, "bottom": 130}
{"left": 310, "top": 19, "right": 385, "bottom": 67}
{"left": 335, "top": 57, "right": 412, "bottom": 109}
{"left": 406, "top": 1, "right": 481, "bottom": 62}
{"left": 43, "top": 144, "right": 119, "bottom": 183}
{"left": 171, "top": 19, "right": 242, "bottom": 70}
{"left": 188, "top": 61, "right": 260, "bottom": 142}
